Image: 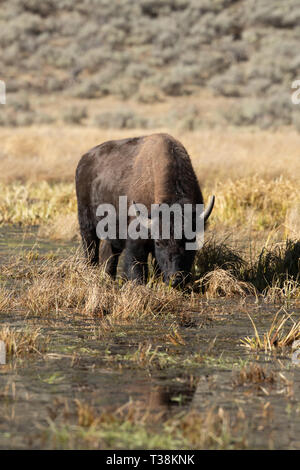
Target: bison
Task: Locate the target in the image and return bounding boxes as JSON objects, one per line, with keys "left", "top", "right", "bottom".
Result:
{"left": 75, "top": 133, "right": 214, "bottom": 287}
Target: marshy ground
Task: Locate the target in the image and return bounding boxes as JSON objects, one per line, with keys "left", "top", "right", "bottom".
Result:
{"left": 0, "top": 125, "right": 299, "bottom": 449}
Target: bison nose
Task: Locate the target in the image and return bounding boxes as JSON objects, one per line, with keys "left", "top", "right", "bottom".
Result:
{"left": 169, "top": 273, "right": 184, "bottom": 289}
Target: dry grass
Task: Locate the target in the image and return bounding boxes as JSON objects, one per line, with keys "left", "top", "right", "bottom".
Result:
{"left": 45, "top": 399, "right": 177, "bottom": 449}
{"left": 241, "top": 310, "right": 300, "bottom": 352}
{"left": 1, "top": 236, "right": 298, "bottom": 318}
{"left": 285, "top": 205, "right": 300, "bottom": 240}
{"left": 0, "top": 181, "right": 76, "bottom": 225}
{"left": 194, "top": 237, "right": 299, "bottom": 299}
{"left": 82, "top": 281, "right": 186, "bottom": 322}
{"left": 187, "top": 128, "right": 300, "bottom": 188}
{"left": 3, "top": 251, "right": 188, "bottom": 320}
{"left": 232, "top": 364, "right": 275, "bottom": 387}
{"left": 167, "top": 406, "right": 247, "bottom": 449}
{"left": 1, "top": 176, "right": 298, "bottom": 236}
{"left": 264, "top": 279, "right": 300, "bottom": 302}
{"left": 0, "top": 126, "right": 299, "bottom": 237}
{"left": 74, "top": 399, "right": 162, "bottom": 430}
{"left": 0, "top": 126, "right": 299, "bottom": 185}
{"left": 0, "top": 325, "right": 48, "bottom": 357}
{"left": 198, "top": 269, "right": 256, "bottom": 298}
{"left": 245, "top": 239, "right": 300, "bottom": 294}
{"left": 44, "top": 399, "right": 247, "bottom": 450}
{"left": 75, "top": 399, "right": 101, "bottom": 428}
{"left": 38, "top": 213, "right": 79, "bottom": 241}
{"left": 0, "top": 288, "right": 11, "bottom": 311}
{"left": 19, "top": 253, "right": 109, "bottom": 316}
{"left": 213, "top": 176, "right": 300, "bottom": 231}
{"left": 194, "top": 237, "right": 246, "bottom": 279}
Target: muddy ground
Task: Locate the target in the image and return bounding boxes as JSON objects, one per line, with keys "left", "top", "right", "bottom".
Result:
{"left": 0, "top": 227, "right": 300, "bottom": 449}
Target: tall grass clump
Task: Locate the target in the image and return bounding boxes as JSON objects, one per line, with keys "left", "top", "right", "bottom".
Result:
{"left": 0, "top": 325, "right": 48, "bottom": 357}
{"left": 241, "top": 310, "right": 300, "bottom": 352}
{"left": 18, "top": 252, "right": 110, "bottom": 315}
{"left": 194, "top": 238, "right": 245, "bottom": 279}
{"left": 245, "top": 239, "right": 300, "bottom": 294}
{"left": 193, "top": 238, "right": 254, "bottom": 297}
{"left": 199, "top": 269, "right": 256, "bottom": 298}
{"left": 193, "top": 237, "right": 299, "bottom": 299}
{"left": 13, "top": 251, "right": 188, "bottom": 320}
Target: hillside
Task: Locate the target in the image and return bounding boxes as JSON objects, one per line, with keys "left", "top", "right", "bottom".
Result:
{"left": 1, "top": 0, "right": 300, "bottom": 129}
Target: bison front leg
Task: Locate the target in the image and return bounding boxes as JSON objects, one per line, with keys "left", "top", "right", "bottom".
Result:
{"left": 99, "top": 240, "right": 122, "bottom": 279}
{"left": 124, "top": 240, "right": 149, "bottom": 283}
{"left": 77, "top": 205, "right": 100, "bottom": 266}
{"left": 80, "top": 227, "right": 100, "bottom": 266}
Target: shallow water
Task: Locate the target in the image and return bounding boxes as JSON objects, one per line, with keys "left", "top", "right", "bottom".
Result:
{"left": 0, "top": 227, "right": 300, "bottom": 449}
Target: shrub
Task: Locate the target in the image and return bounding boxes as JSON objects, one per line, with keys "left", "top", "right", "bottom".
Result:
{"left": 71, "top": 80, "right": 102, "bottom": 99}
{"left": 93, "top": 110, "right": 151, "bottom": 129}
{"left": 223, "top": 93, "right": 293, "bottom": 129}
{"left": 160, "top": 73, "right": 188, "bottom": 97}
{"left": 108, "top": 78, "right": 139, "bottom": 100}
{"left": 1, "top": 0, "right": 300, "bottom": 122}
{"left": 63, "top": 106, "right": 87, "bottom": 125}
{"left": 137, "top": 87, "right": 163, "bottom": 104}
{"left": 209, "top": 66, "right": 244, "bottom": 97}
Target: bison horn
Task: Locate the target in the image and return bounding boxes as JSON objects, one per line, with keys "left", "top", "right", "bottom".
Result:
{"left": 201, "top": 195, "right": 215, "bottom": 222}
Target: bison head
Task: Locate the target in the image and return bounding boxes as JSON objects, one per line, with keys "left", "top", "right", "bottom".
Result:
{"left": 132, "top": 196, "right": 215, "bottom": 288}
{"left": 153, "top": 237, "right": 195, "bottom": 287}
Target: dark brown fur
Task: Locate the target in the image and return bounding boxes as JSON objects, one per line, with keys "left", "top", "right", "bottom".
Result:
{"left": 75, "top": 133, "right": 204, "bottom": 285}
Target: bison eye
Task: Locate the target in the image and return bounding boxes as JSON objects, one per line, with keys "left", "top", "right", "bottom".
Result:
{"left": 155, "top": 239, "right": 163, "bottom": 248}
